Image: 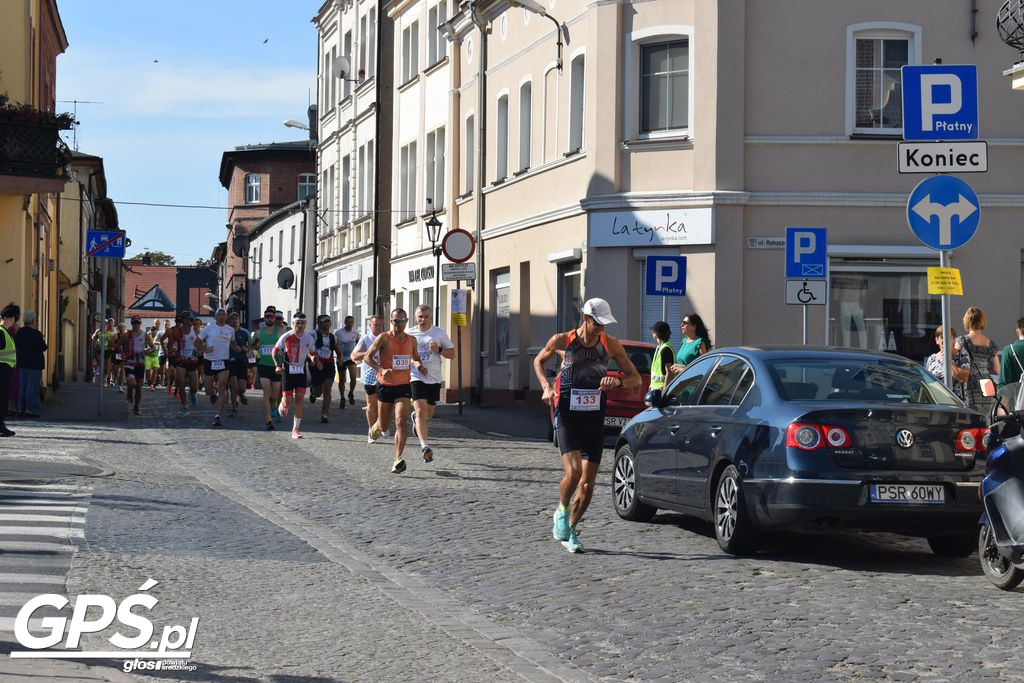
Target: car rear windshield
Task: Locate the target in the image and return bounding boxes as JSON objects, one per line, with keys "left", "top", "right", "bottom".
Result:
{"left": 767, "top": 358, "right": 961, "bottom": 406}
{"left": 609, "top": 346, "right": 655, "bottom": 375}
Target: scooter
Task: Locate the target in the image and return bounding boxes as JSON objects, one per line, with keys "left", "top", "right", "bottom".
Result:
{"left": 978, "top": 398, "right": 1024, "bottom": 589}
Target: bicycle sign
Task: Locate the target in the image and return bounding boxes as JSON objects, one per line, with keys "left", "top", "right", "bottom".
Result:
{"left": 786, "top": 279, "right": 826, "bottom": 306}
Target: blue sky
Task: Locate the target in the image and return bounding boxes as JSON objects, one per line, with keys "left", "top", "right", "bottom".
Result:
{"left": 56, "top": 0, "right": 320, "bottom": 264}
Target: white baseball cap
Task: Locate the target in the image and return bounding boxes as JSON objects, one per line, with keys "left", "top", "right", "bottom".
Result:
{"left": 582, "top": 298, "right": 617, "bottom": 325}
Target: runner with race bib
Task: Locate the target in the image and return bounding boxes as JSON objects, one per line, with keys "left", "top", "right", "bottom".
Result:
{"left": 309, "top": 314, "right": 338, "bottom": 423}
{"left": 272, "top": 312, "right": 318, "bottom": 439}
{"left": 335, "top": 315, "right": 360, "bottom": 408}
{"left": 253, "top": 306, "right": 286, "bottom": 430}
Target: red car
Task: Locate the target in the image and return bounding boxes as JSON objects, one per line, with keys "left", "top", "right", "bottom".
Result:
{"left": 547, "top": 340, "right": 655, "bottom": 445}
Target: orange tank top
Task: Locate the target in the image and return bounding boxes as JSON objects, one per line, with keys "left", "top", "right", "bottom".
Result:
{"left": 379, "top": 331, "right": 416, "bottom": 386}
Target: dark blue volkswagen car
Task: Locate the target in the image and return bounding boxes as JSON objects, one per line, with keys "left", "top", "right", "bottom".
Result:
{"left": 611, "top": 347, "right": 987, "bottom": 555}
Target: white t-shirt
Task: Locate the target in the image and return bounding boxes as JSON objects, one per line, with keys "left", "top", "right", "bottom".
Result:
{"left": 410, "top": 325, "right": 454, "bottom": 384}
{"left": 198, "top": 323, "right": 234, "bottom": 361}
{"left": 336, "top": 327, "right": 360, "bottom": 362}
{"left": 274, "top": 330, "right": 316, "bottom": 362}
{"left": 354, "top": 333, "right": 380, "bottom": 385}
{"left": 155, "top": 329, "right": 166, "bottom": 356}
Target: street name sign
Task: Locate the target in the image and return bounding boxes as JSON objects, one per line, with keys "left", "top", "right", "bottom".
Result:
{"left": 906, "top": 175, "right": 980, "bottom": 250}
{"left": 897, "top": 141, "right": 988, "bottom": 173}
{"left": 644, "top": 255, "right": 687, "bottom": 296}
{"left": 785, "top": 227, "right": 827, "bottom": 279}
{"left": 901, "top": 64, "right": 979, "bottom": 140}
{"left": 441, "top": 262, "right": 477, "bottom": 282}
{"left": 786, "top": 280, "right": 827, "bottom": 306}
{"left": 86, "top": 230, "right": 126, "bottom": 258}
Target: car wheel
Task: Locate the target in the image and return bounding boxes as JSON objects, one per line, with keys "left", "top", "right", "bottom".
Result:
{"left": 612, "top": 445, "right": 656, "bottom": 522}
{"left": 927, "top": 531, "right": 976, "bottom": 557}
{"left": 978, "top": 525, "right": 1024, "bottom": 590}
{"left": 714, "top": 465, "right": 757, "bottom": 555}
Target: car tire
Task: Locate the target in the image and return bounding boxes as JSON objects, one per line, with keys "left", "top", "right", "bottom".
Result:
{"left": 714, "top": 465, "right": 757, "bottom": 555}
{"left": 612, "top": 445, "right": 656, "bottom": 522}
{"left": 927, "top": 531, "right": 977, "bottom": 557}
{"left": 978, "top": 525, "right": 1024, "bottom": 590}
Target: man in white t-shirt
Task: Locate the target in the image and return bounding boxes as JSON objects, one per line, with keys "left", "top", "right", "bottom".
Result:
{"left": 409, "top": 305, "right": 455, "bottom": 462}
{"left": 196, "top": 307, "right": 237, "bottom": 427}
{"left": 335, "top": 315, "right": 361, "bottom": 408}
{"left": 351, "top": 314, "right": 384, "bottom": 444}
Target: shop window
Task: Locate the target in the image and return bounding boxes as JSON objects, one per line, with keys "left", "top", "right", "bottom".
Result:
{"left": 493, "top": 270, "right": 511, "bottom": 363}
{"left": 557, "top": 261, "right": 582, "bottom": 331}
{"left": 330, "top": 286, "right": 340, "bottom": 328}
{"left": 829, "top": 261, "right": 941, "bottom": 364}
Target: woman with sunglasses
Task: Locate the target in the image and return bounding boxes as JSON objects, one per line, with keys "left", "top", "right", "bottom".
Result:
{"left": 669, "top": 313, "right": 712, "bottom": 377}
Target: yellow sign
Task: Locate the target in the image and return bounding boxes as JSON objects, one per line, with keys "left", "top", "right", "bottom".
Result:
{"left": 450, "top": 288, "right": 468, "bottom": 326}
{"left": 451, "top": 313, "right": 467, "bottom": 326}
{"left": 927, "top": 267, "right": 963, "bottom": 295}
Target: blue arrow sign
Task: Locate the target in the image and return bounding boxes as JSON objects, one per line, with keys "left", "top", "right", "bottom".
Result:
{"left": 906, "top": 175, "right": 979, "bottom": 250}
{"left": 86, "top": 230, "right": 127, "bottom": 258}
{"left": 901, "top": 64, "right": 979, "bottom": 141}
{"left": 645, "top": 255, "right": 686, "bottom": 296}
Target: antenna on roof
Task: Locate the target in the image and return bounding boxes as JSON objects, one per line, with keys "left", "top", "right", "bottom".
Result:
{"left": 57, "top": 99, "right": 104, "bottom": 151}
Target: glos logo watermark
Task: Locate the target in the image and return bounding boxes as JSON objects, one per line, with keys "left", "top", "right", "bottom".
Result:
{"left": 10, "top": 578, "right": 199, "bottom": 673}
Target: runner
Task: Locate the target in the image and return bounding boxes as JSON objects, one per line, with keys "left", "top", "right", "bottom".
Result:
{"left": 352, "top": 315, "right": 384, "bottom": 444}
{"left": 533, "top": 298, "right": 641, "bottom": 553}
{"left": 196, "top": 307, "right": 235, "bottom": 427}
{"left": 123, "top": 315, "right": 155, "bottom": 415}
{"left": 308, "top": 314, "right": 338, "bottom": 423}
{"left": 144, "top": 324, "right": 161, "bottom": 391}
{"left": 191, "top": 317, "right": 206, "bottom": 388}
{"left": 335, "top": 315, "right": 360, "bottom": 408}
{"left": 226, "top": 312, "right": 250, "bottom": 417}
{"left": 409, "top": 305, "right": 455, "bottom": 463}
{"left": 91, "top": 319, "right": 116, "bottom": 386}
{"left": 163, "top": 314, "right": 200, "bottom": 414}
{"left": 155, "top": 320, "right": 170, "bottom": 389}
{"left": 253, "top": 306, "right": 286, "bottom": 429}
{"left": 363, "top": 309, "right": 424, "bottom": 474}
{"left": 272, "top": 312, "right": 318, "bottom": 438}
{"left": 111, "top": 322, "right": 127, "bottom": 392}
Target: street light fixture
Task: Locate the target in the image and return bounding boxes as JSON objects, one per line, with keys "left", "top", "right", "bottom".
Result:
{"left": 425, "top": 209, "right": 443, "bottom": 322}
{"left": 283, "top": 119, "right": 309, "bottom": 130}
{"left": 508, "top": 0, "right": 564, "bottom": 70}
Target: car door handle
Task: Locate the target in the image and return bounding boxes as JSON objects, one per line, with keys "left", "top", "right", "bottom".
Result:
{"left": 669, "top": 424, "right": 680, "bottom": 434}
{"left": 709, "top": 425, "right": 723, "bottom": 435}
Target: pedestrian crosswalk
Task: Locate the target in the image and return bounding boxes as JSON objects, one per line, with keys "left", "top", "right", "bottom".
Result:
{"left": 0, "top": 483, "right": 88, "bottom": 637}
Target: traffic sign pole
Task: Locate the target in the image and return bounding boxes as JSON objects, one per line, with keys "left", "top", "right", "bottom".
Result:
{"left": 457, "top": 281, "right": 464, "bottom": 416}
{"left": 98, "top": 259, "right": 106, "bottom": 417}
{"left": 941, "top": 250, "right": 952, "bottom": 390}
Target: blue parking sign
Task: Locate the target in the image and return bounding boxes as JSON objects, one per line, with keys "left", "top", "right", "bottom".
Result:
{"left": 902, "top": 65, "right": 979, "bottom": 140}
{"left": 645, "top": 255, "right": 686, "bottom": 296}
{"left": 785, "top": 227, "right": 827, "bottom": 279}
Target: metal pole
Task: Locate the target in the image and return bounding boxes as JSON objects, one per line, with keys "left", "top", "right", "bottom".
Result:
{"left": 456, "top": 280, "right": 464, "bottom": 416}
{"left": 941, "top": 250, "right": 952, "bottom": 389}
{"left": 434, "top": 245, "right": 441, "bottom": 323}
{"left": 662, "top": 296, "right": 667, "bottom": 324}
{"left": 99, "top": 258, "right": 106, "bottom": 417}
{"left": 802, "top": 304, "right": 808, "bottom": 345}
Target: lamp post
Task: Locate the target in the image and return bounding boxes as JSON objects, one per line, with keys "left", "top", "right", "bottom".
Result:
{"left": 508, "top": 0, "right": 564, "bottom": 71}
{"left": 425, "top": 210, "right": 443, "bottom": 322}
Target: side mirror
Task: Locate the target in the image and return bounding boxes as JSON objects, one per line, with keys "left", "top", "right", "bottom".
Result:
{"left": 644, "top": 389, "right": 663, "bottom": 409}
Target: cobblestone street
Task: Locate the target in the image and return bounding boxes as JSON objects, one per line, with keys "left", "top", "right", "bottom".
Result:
{"left": 0, "top": 383, "right": 1020, "bottom": 681}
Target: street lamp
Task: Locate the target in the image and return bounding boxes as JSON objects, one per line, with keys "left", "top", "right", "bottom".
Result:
{"left": 425, "top": 210, "right": 443, "bottom": 322}
{"left": 508, "top": 0, "right": 564, "bottom": 70}
{"left": 282, "top": 119, "right": 309, "bottom": 130}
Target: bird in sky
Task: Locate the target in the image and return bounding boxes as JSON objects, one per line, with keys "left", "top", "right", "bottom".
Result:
{"left": 262, "top": 38, "right": 269, "bottom": 44}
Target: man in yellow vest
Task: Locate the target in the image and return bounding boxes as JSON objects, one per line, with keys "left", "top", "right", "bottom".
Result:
{"left": 649, "top": 321, "right": 675, "bottom": 392}
{"left": 0, "top": 304, "right": 19, "bottom": 437}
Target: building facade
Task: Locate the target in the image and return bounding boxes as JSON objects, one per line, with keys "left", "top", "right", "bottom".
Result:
{"left": 246, "top": 201, "right": 315, "bottom": 323}
{"left": 314, "top": 0, "right": 394, "bottom": 332}
{"left": 441, "top": 0, "right": 1024, "bottom": 405}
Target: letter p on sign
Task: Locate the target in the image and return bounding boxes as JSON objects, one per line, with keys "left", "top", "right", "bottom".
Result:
{"left": 921, "top": 73, "right": 962, "bottom": 132}
{"left": 655, "top": 261, "right": 678, "bottom": 291}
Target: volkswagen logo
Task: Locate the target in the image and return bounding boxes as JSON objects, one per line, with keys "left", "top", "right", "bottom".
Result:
{"left": 895, "top": 429, "right": 915, "bottom": 449}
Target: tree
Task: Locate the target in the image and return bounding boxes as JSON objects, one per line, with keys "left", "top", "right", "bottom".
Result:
{"left": 129, "top": 250, "right": 176, "bottom": 266}
{"left": 194, "top": 257, "right": 217, "bottom": 268}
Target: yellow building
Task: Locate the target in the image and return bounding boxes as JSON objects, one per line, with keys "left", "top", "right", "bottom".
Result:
{"left": 0, "top": 0, "right": 69, "bottom": 389}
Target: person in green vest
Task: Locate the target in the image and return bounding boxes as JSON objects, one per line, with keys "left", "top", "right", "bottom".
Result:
{"left": 670, "top": 313, "right": 712, "bottom": 377}
{"left": 0, "top": 304, "right": 18, "bottom": 436}
{"left": 649, "top": 321, "right": 674, "bottom": 392}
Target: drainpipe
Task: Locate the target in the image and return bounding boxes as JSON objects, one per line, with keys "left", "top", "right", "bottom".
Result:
{"left": 472, "top": 1, "right": 487, "bottom": 403}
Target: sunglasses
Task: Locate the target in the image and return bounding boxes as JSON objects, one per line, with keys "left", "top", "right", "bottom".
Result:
{"left": 681, "top": 320, "right": 691, "bottom": 326}
{"left": 264, "top": 313, "right": 275, "bottom": 319}
{"left": 132, "top": 321, "right": 141, "bottom": 325}
{"left": 392, "top": 318, "right": 408, "bottom": 324}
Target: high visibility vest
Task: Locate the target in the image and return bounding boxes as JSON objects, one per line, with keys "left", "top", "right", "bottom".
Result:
{"left": 0, "top": 327, "right": 15, "bottom": 367}
{"left": 650, "top": 341, "right": 673, "bottom": 390}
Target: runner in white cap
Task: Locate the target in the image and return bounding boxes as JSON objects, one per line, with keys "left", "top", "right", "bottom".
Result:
{"left": 196, "top": 307, "right": 236, "bottom": 427}
{"left": 533, "top": 298, "right": 641, "bottom": 553}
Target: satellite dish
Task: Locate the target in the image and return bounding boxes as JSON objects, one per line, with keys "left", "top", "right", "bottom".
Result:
{"left": 277, "top": 267, "right": 295, "bottom": 289}
{"left": 335, "top": 56, "right": 351, "bottom": 80}
{"left": 232, "top": 235, "right": 249, "bottom": 257}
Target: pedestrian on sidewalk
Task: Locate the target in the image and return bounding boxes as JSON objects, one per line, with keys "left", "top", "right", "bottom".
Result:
{"left": 409, "top": 304, "right": 455, "bottom": 463}
{"left": 648, "top": 321, "right": 674, "bottom": 392}
{"left": 14, "top": 311, "right": 47, "bottom": 417}
{"left": 0, "top": 304, "right": 18, "bottom": 436}
{"left": 998, "top": 317, "right": 1024, "bottom": 410}
{"left": 352, "top": 314, "right": 384, "bottom": 444}
{"left": 669, "top": 313, "right": 711, "bottom": 376}
{"left": 363, "top": 309, "right": 424, "bottom": 473}
{"left": 4, "top": 303, "right": 19, "bottom": 416}
{"left": 533, "top": 298, "right": 641, "bottom": 553}
{"left": 272, "top": 312, "right": 317, "bottom": 439}
{"left": 956, "top": 307, "right": 1001, "bottom": 416}
{"left": 926, "top": 326, "right": 969, "bottom": 400}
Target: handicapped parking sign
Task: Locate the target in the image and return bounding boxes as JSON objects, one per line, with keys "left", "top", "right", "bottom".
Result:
{"left": 906, "top": 175, "right": 980, "bottom": 250}
{"left": 901, "top": 64, "right": 979, "bottom": 141}
{"left": 785, "top": 227, "right": 827, "bottom": 279}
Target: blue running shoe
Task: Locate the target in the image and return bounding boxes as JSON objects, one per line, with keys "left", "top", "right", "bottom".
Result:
{"left": 552, "top": 507, "right": 570, "bottom": 541}
{"left": 563, "top": 527, "right": 583, "bottom": 553}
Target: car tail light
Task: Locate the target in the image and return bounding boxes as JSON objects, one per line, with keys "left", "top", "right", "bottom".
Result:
{"left": 956, "top": 428, "right": 987, "bottom": 453}
{"left": 787, "top": 423, "right": 851, "bottom": 450}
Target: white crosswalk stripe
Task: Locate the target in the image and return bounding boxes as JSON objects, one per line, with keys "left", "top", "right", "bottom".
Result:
{"left": 0, "top": 483, "right": 90, "bottom": 637}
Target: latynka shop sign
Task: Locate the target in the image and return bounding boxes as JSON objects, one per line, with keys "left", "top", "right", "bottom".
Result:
{"left": 589, "top": 208, "right": 714, "bottom": 247}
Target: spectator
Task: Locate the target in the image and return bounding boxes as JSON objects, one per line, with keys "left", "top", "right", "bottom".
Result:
{"left": 956, "top": 307, "right": 1001, "bottom": 416}
{"left": 0, "top": 304, "right": 16, "bottom": 436}
{"left": 926, "top": 326, "right": 969, "bottom": 400}
{"left": 14, "top": 311, "right": 47, "bottom": 417}
{"left": 669, "top": 313, "right": 711, "bottom": 375}
{"left": 998, "top": 316, "right": 1024, "bottom": 408}
{"left": 4, "top": 303, "right": 19, "bottom": 416}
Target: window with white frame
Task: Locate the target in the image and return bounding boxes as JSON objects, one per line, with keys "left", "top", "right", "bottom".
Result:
{"left": 245, "top": 173, "right": 260, "bottom": 203}
{"left": 402, "top": 21, "right": 420, "bottom": 83}
{"left": 400, "top": 141, "right": 418, "bottom": 222}
{"left": 343, "top": 31, "right": 353, "bottom": 98}
{"left": 358, "top": 144, "right": 366, "bottom": 218}
{"left": 327, "top": 165, "right": 336, "bottom": 230}
{"left": 269, "top": 235, "right": 274, "bottom": 261}
{"left": 492, "top": 270, "right": 511, "bottom": 363}
{"left": 428, "top": 1, "right": 448, "bottom": 67}
{"left": 464, "top": 115, "right": 475, "bottom": 194}
{"left": 298, "top": 173, "right": 315, "bottom": 200}
{"left": 352, "top": 280, "right": 363, "bottom": 331}
{"left": 323, "top": 50, "right": 332, "bottom": 110}
{"left": 367, "top": 140, "right": 375, "bottom": 211}
{"left": 639, "top": 38, "right": 688, "bottom": 134}
{"left": 518, "top": 81, "right": 532, "bottom": 172}
{"left": 425, "top": 126, "right": 446, "bottom": 209}
{"left": 543, "top": 68, "right": 558, "bottom": 162}
{"left": 367, "top": 8, "right": 377, "bottom": 79}
{"left": 278, "top": 230, "right": 283, "bottom": 266}
{"left": 568, "top": 54, "right": 585, "bottom": 152}
{"left": 342, "top": 155, "right": 351, "bottom": 225}
{"left": 330, "top": 47, "right": 338, "bottom": 107}
{"left": 853, "top": 31, "right": 912, "bottom": 133}
{"left": 290, "top": 226, "right": 295, "bottom": 263}
{"left": 330, "top": 286, "right": 340, "bottom": 328}
{"left": 496, "top": 95, "right": 509, "bottom": 180}
{"left": 359, "top": 14, "right": 368, "bottom": 80}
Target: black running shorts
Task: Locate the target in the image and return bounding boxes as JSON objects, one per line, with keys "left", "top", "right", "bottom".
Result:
{"left": 555, "top": 412, "right": 605, "bottom": 464}
{"left": 364, "top": 383, "right": 378, "bottom": 396}
{"left": 257, "top": 365, "right": 280, "bottom": 382}
{"left": 410, "top": 381, "right": 441, "bottom": 405}
{"left": 309, "top": 363, "right": 333, "bottom": 386}
{"left": 376, "top": 383, "right": 411, "bottom": 404}
{"left": 283, "top": 370, "right": 308, "bottom": 392}
{"left": 127, "top": 365, "right": 146, "bottom": 381}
